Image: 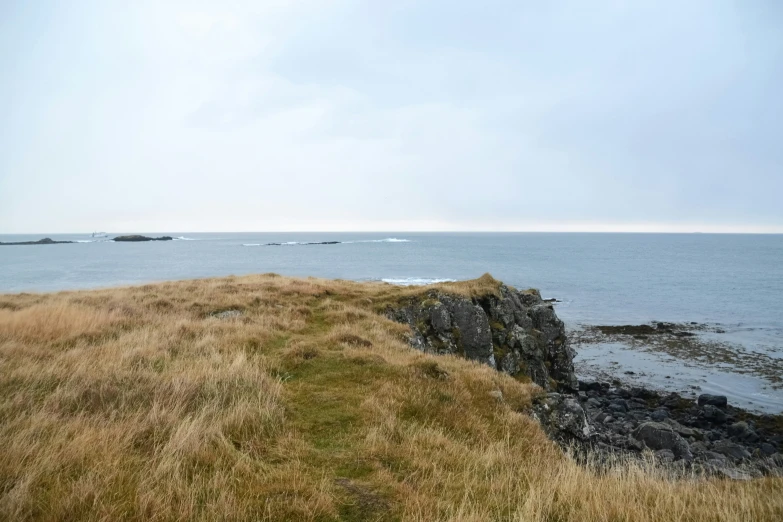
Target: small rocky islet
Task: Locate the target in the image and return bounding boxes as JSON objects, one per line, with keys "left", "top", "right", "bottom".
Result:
{"left": 112, "top": 235, "right": 173, "bottom": 242}
{"left": 0, "top": 237, "right": 75, "bottom": 245}
{"left": 0, "top": 235, "right": 173, "bottom": 245}
{"left": 389, "top": 282, "right": 783, "bottom": 479}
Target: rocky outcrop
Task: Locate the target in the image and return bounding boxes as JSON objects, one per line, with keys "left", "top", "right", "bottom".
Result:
{"left": 0, "top": 238, "right": 73, "bottom": 246}
{"left": 390, "top": 279, "right": 783, "bottom": 478}
{"left": 113, "top": 235, "right": 173, "bottom": 242}
{"left": 390, "top": 283, "right": 577, "bottom": 391}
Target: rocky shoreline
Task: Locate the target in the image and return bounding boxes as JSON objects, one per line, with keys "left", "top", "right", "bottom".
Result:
{"left": 536, "top": 382, "right": 783, "bottom": 479}
{"left": 389, "top": 281, "right": 783, "bottom": 479}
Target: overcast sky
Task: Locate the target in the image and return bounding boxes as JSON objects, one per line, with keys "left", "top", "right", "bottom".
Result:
{"left": 1, "top": 1, "right": 781, "bottom": 233}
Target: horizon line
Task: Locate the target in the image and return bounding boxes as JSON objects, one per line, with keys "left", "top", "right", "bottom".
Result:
{"left": 4, "top": 230, "right": 783, "bottom": 236}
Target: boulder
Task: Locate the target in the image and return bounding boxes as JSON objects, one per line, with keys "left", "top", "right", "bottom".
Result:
{"left": 663, "top": 418, "right": 697, "bottom": 438}
{"left": 699, "top": 404, "right": 728, "bottom": 423}
{"left": 712, "top": 440, "right": 752, "bottom": 461}
{"left": 650, "top": 409, "right": 669, "bottom": 422}
{"left": 632, "top": 422, "right": 693, "bottom": 461}
{"left": 533, "top": 393, "right": 592, "bottom": 442}
{"left": 698, "top": 394, "right": 728, "bottom": 409}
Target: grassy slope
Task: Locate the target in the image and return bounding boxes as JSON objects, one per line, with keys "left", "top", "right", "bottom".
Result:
{"left": 0, "top": 274, "right": 781, "bottom": 521}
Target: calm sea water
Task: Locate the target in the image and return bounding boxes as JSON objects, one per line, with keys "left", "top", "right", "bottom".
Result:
{"left": 2, "top": 232, "right": 781, "bottom": 327}
{"left": 2, "top": 232, "right": 782, "bottom": 409}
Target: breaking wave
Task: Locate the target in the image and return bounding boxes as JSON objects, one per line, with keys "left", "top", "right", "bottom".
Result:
{"left": 241, "top": 238, "right": 410, "bottom": 247}
{"left": 381, "top": 277, "right": 457, "bottom": 286}
{"left": 344, "top": 238, "right": 411, "bottom": 244}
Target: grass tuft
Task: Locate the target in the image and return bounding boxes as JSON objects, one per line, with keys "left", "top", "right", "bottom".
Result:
{"left": 0, "top": 274, "right": 780, "bottom": 521}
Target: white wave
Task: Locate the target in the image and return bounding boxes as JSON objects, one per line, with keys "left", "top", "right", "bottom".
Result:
{"left": 74, "top": 240, "right": 95, "bottom": 243}
{"left": 382, "top": 277, "right": 456, "bottom": 286}
{"left": 344, "top": 238, "right": 411, "bottom": 244}
{"left": 173, "top": 236, "right": 197, "bottom": 241}
{"left": 242, "top": 243, "right": 261, "bottom": 247}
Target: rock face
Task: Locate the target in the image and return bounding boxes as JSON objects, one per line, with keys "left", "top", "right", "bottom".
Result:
{"left": 390, "top": 283, "right": 577, "bottom": 391}
{"left": 0, "top": 237, "right": 73, "bottom": 246}
{"left": 113, "top": 235, "right": 173, "bottom": 242}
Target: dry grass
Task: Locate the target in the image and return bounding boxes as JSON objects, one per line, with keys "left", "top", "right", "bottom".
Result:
{"left": 0, "top": 274, "right": 780, "bottom": 521}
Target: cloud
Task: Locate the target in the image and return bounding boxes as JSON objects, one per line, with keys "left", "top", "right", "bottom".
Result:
{"left": 0, "top": 0, "right": 781, "bottom": 233}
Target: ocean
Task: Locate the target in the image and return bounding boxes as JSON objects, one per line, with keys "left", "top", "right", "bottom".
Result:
{"left": 2, "top": 232, "right": 782, "bottom": 410}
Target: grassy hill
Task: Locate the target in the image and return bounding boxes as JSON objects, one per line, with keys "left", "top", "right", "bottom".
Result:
{"left": 0, "top": 274, "right": 781, "bottom": 521}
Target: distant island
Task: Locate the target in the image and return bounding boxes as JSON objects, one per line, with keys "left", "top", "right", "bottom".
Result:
{"left": 0, "top": 237, "right": 74, "bottom": 246}
{"left": 0, "top": 235, "right": 173, "bottom": 245}
{"left": 112, "top": 235, "right": 173, "bottom": 242}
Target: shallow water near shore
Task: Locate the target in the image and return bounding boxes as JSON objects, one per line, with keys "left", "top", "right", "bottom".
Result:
{"left": 2, "top": 232, "right": 782, "bottom": 409}
{"left": 574, "top": 341, "right": 783, "bottom": 413}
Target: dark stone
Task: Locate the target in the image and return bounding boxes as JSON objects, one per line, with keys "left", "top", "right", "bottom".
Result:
{"left": 533, "top": 393, "right": 592, "bottom": 442}
{"left": 699, "top": 404, "right": 728, "bottom": 423}
{"left": 713, "top": 440, "right": 752, "bottom": 461}
{"left": 581, "top": 381, "right": 609, "bottom": 392}
{"left": 629, "top": 387, "right": 657, "bottom": 400}
{"left": 651, "top": 409, "right": 669, "bottom": 422}
{"left": 698, "top": 394, "right": 728, "bottom": 409}
{"left": 586, "top": 398, "right": 602, "bottom": 409}
{"left": 608, "top": 399, "right": 628, "bottom": 413}
{"left": 632, "top": 422, "right": 693, "bottom": 461}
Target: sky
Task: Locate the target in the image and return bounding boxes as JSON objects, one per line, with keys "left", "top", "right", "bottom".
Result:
{"left": 1, "top": 0, "right": 782, "bottom": 234}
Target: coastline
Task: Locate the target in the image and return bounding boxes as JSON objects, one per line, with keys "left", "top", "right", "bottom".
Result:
{"left": 0, "top": 273, "right": 781, "bottom": 520}
{"left": 569, "top": 321, "right": 783, "bottom": 414}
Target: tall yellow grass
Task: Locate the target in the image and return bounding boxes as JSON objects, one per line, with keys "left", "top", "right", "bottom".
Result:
{"left": 0, "top": 274, "right": 780, "bottom": 521}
